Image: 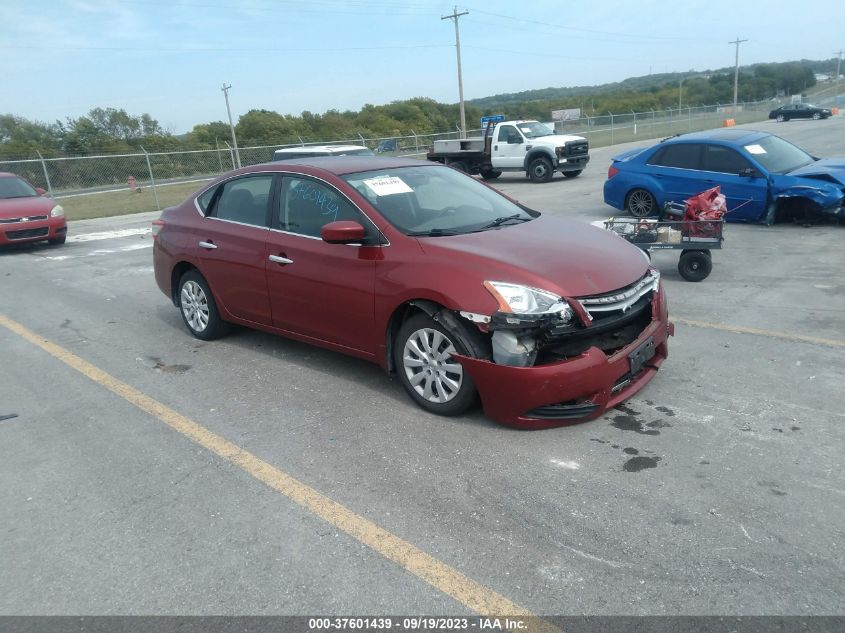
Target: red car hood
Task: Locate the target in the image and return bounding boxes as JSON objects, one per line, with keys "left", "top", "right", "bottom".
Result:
{"left": 0, "top": 196, "right": 56, "bottom": 219}
{"left": 416, "top": 215, "right": 649, "bottom": 297}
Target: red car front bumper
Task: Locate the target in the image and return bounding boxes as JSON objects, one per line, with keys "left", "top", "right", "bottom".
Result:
{"left": 0, "top": 216, "right": 67, "bottom": 245}
{"left": 456, "top": 289, "right": 673, "bottom": 430}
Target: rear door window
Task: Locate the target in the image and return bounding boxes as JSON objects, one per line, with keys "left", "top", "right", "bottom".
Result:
{"left": 648, "top": 143, "right": 702, "bottom": 170}
{"left": 207, "top": 175, "right": 274, "bottom": 227}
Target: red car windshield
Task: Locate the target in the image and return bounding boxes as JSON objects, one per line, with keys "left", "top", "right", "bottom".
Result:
{"left": 0, "top": 176, "right": 37, "bottom": 199}
{"left": 342, "top": 165, "right": 535, "bottom": 236}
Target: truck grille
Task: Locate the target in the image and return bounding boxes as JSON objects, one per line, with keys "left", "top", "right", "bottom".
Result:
{"left": 562, "top": 140, "right": 589, "bottom": 158}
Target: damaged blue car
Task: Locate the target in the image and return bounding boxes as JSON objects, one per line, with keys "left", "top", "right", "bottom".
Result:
{"left": 603, "top": 128, "right": 845, "bottom": 224}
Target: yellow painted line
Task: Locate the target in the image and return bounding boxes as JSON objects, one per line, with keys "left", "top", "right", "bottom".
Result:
{"left": 674, "top": 317, "right": 845, "bottom": 349}
{"left": 0, "top": 313, "right": 560, "bottom": 628}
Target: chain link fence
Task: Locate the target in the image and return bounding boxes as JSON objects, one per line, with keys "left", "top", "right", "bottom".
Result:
{"left": 0, "top": 97, "right": 822, "bottom": 218}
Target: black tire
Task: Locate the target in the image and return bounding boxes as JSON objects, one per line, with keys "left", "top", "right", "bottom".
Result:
{"left": 528, "top": 157, "right": 553, "bottom": 183}
{"left": 626, "top": 189, "right": 657, "bottom": 218}
{"left": 562, "top": 170, "right": 582, "bottom": 179}
{"left": 812, "top": 112, "right": 821, "bottom": 120}
{"left": 448, "top": 160, "right": 468, "bottom": 173}
{"left": 776, "top": 114, "right": 785, "bottom": 122}
{"left": 480, "top": 169, "right": 502, "bottom": 180}
{"left": 678, "top": 250, "right": 712, "bottom": 282}
{"left": 177, "top": 269, "right": 229, "bottom": 340}
{"left": 48, "top": 235, "right": 66, "bottom": 245}
{"left": 393, "top": 312, "right": 480, "bottom": 417}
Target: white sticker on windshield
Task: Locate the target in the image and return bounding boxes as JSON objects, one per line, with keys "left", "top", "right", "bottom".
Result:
{"left": 744, "top": 144, "right": 766, "bottom": 155}
{"left": 362, "top": 176, "right": 414, "bottom": 196}
{"left": 519, "top": 127, "right": 532, "bottom": 133}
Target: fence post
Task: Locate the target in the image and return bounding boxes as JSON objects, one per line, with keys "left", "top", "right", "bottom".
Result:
{"left": 297, "top": 136, "right": 304, "bottom": 147}
{"left": 214, "top": 138, "right": 224, "bottom": 171}
{"left": 358, "top": 133, "right": 366, "bottom": 148}
{"left": 609, "top": 112, "right": 614, "bottom": 144}
{"left": 35, "top": 151, "right": 53, "bottom": 196}
{"left": 140, "top": 146, "right": 160, "bottom": 211}
{"left": 411, "top": 129, "right": 418, "bottom": 152}
{"left": 224, "top": 141, "right": 236, "bottom": 169}
{"left": 632, "top": 110, "right": 637, "bottom": 136}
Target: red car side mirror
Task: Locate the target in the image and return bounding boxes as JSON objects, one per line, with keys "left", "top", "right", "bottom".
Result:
{"left": 321, "top": 220, "right": 366, "bottom": 244}
{"left": 35, "top": 187, "right": 47, "bottom": 196}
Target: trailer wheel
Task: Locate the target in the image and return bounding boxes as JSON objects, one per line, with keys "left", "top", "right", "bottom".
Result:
{"left": 480, "top": 169, "right": 502, "bottom": 180}
{"left": 678, "top": 250, "right": 712, "bottom": 282}
{"left": 528, "top": 157, "right": 553, "bottom": 183}
{"left": 448, "top": 160, "right": 468, "bottom": 173}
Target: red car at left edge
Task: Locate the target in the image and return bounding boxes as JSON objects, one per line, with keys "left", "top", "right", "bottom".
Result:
{"left": 0, "top": 173, "right": 67, "bottom": 246}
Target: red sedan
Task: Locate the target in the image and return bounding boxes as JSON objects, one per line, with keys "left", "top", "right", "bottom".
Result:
{"left": 153, "top": 157, "right": 672, "bottom": 429}
{"left": 0, "top": 173, "right": 67, "bottom": 246}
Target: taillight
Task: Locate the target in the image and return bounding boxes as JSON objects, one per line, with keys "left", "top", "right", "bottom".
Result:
{"left": 607, "top": 165, "right": 620, "bottom": 179}
{"left": 151, "top": 219, "right": 164, "bottom": 239}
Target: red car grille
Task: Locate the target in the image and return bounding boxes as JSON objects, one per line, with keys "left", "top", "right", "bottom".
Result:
{"left": 0, "top": 215, "right": 49, "bottom": 224}
{"left": 5, "top": 227, "right": 49, "bottom": 240}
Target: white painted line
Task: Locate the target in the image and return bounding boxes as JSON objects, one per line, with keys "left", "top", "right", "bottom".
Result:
{"left": 41, "top": 242, "right": 152, "bottom": 260}
{"left": 68, "top": 228, "right": 151, "bottom": 242}
{"left": 549, "top": 459, "right": 580, "bottom": 470}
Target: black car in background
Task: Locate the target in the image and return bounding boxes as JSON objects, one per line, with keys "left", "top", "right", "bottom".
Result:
{"left": 768, "top": 103, "right": 832, "bottom": 122}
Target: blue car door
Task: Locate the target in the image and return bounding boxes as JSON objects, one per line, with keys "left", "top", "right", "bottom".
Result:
{"left": 700, "top": 144, "right": 768, "bottom": 221}
{"left": 645, "top": 142, "right": 706, "bottom": 203}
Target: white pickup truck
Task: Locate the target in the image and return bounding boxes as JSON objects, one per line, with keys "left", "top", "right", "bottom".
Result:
{"left": 426, "top": 119, "right": 589, "bottom": 183}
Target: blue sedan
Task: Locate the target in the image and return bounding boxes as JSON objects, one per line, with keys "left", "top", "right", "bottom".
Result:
{"left": 603, "top": 129, "right": 845, "bottom": 223}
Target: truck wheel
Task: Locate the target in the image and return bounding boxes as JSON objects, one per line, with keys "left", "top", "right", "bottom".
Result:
{"left": 562, "top": 170, "right": 582, "bottom": 179}
{"left": 480, "top": 169, "right": 502, "bottom": 180}
{"left": 448, "top": 160, "right": 468, "bottom": 173}
{"left": 528, "top": 157, "right": 553, "bottom": 183}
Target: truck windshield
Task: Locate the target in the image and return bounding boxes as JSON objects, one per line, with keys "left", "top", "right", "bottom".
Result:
{"left": 518, "top": 122, "right": 555, "bottom": 138}
{"left": 343, "top": 165, "right": 536, "bottom": 236}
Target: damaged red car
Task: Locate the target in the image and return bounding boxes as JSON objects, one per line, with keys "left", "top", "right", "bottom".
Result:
{"left": 152, "top": 157, "right": 672, "bottom": 429}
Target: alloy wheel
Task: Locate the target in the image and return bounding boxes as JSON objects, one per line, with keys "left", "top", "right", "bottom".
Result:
{"left": 181, "top": 280, "right": 210, "bottom": 332}
{"left": 402, "top": 328, "right": 464, "bottom": 403}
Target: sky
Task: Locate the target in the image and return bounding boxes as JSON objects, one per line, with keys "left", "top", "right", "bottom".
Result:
{"left": 2, "top": 0, "right": 842, "bottom": 134}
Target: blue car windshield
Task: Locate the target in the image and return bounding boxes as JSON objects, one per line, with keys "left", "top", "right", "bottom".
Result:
{"left": 744, "top": 135, "right": 815, "bottom": 174}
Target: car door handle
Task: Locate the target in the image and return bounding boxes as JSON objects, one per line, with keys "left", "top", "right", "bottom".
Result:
{"left": 268, "top": 254, "right": 294, "bottom": 265}
{"left": 198, "top": 241, "right": 217, "bottom": 250}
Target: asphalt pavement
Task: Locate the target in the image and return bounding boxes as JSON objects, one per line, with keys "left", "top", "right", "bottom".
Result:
{"left": 1, "top": 117, "right": 843, "bottom": 619}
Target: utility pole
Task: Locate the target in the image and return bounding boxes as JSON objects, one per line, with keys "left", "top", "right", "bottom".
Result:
{"left": 835, "top": 50, "right": 844, "bottom": 105}
{"left": 729, "top": 37, "right": 748, "bottom": 116}
{"left": 442, "top": 6, "right": 469, "bottom": 138}
{"left": 221, "top": 83, "right": 241, "bottom": 169}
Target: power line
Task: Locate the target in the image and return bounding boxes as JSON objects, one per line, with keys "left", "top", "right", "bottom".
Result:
{"left": 466, "top": 7, "right": 688, "bottom": 41}
{"left": 0, "top": 44, "right": 451, "bottom": 52}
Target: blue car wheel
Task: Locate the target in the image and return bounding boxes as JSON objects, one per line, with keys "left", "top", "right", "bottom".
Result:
{"left": 626, "top": 189, "right": 657, "bottom": 218}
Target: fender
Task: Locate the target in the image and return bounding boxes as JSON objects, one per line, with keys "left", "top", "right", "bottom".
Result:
{"left": 523, "top": 147, "right": 556, "bottom": 171}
